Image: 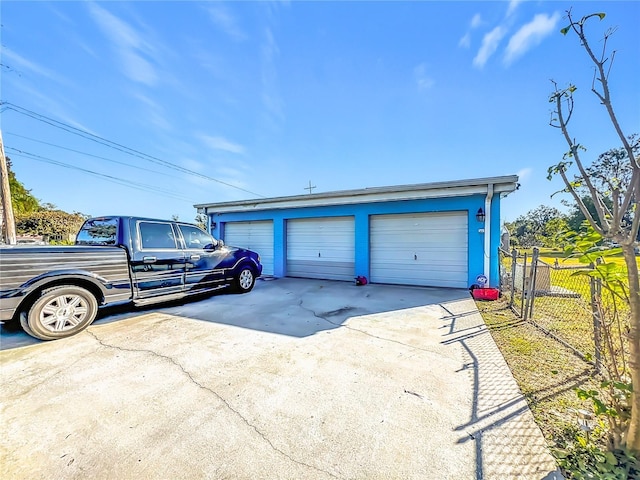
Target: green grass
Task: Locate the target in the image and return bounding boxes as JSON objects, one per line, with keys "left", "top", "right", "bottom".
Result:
{"left": 502, "top": 247, "right": 632, "bottom": 362}
{"left": 529, "top": 247, "right": 633, "bottom": 268}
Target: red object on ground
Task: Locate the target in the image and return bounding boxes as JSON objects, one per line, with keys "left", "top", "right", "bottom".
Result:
{"left": 472, "top": 288, "right": 500, "bottom": 301}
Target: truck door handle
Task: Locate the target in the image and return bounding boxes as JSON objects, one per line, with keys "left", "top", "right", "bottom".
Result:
{"left": 143, "top": 256, "right": 157, "bottom": 264}
{"left": 190, "top": 255, "right": 201, "bottom": 261}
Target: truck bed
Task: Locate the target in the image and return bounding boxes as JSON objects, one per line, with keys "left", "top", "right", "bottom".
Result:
{"left": 0, "top": 245, "right": 132, "bottom": 321}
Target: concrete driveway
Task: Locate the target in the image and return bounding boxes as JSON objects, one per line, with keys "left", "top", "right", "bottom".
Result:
{"left": 0, "top": 278, "right": 560, "bottom": 479}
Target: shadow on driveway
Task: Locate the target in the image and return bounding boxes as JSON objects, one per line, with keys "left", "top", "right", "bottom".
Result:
{"left": 1, "top": 277, "right": 469, "bottom": 350}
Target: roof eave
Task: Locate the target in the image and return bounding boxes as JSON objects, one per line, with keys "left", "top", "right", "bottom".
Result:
{"left": 195, "top": 175, "right": 519, "bottom": 214}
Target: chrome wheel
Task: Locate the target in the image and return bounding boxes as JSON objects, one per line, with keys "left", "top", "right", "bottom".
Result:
{"left": 239, "top": 269, "right": 254, "bottom": 289}
{"left": 235, "top": 267, "right": 255, "bottom": 293}
{"left": 22, "top": 286, "right": 98, "bottom": 340}
{"left": 39, "top": 293, "right": 90, "bottom": 332}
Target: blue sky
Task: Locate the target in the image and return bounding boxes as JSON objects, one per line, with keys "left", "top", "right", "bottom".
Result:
{"left": 1, "top": 1, "right": 639, "bottom": 224}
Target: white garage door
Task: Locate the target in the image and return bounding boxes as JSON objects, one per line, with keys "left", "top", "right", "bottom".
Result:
{"left": 224, "top": 221, "right": 274, "bottom": 276}
{"left": 287, "top": 217, "right": 355, "bottom": 281}
{"left": 370, "top": 212, "right": 468, "bottom": 288}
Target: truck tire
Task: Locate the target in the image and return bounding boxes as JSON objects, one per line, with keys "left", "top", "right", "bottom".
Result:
{"left": 20, "top": 285, "right": 99, "bottom": 340}
{"left": 234, "top": 266, "right": 255, "bottom": 293}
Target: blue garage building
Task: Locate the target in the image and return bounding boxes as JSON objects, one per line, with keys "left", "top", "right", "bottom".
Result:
{"left": 195, "top": 176, "right": 518, "bottom": 288}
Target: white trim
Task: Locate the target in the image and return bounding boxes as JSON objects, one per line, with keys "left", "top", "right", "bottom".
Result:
{"left": 196, "top": 176, "right": 519, "bottom": 214}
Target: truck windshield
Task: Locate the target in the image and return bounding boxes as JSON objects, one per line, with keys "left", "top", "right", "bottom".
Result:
{"left": 76, "top": 218, "right": 118, "bottom": 245}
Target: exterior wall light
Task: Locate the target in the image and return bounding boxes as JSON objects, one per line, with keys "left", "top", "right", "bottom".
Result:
{"left": 210, "top": 221, "right": 217, "bottom": 230}
{"left": 475, "top": 208, "right": 485, "bottom": 223}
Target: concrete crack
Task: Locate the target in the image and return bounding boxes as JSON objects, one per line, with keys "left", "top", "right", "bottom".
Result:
{"left": 85, "top": 330, "right": 341, "bottom": 480}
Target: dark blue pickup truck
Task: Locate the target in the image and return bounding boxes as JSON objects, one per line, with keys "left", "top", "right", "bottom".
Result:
{"left": 0, "top": 216, "right": 262, "bottom": 340}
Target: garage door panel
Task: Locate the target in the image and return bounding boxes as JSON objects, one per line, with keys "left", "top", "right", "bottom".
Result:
{"left": 370, "top": 212, "right": 468, "bottom": 288}
{"left": 224, "top": 221, "right": 274, "bottom": 276}
{"left": 372, "top": 263, "right": 467, "bottom": 285}
{"left": 287, "top": 217, "right": 355, "bottom": 281}
{"left": 286, "top": 260, "right": 355, "bottom": 281}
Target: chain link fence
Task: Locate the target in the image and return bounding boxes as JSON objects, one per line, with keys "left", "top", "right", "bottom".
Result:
{"left": 499, "top": 247, "right": 602, "bottom": 369}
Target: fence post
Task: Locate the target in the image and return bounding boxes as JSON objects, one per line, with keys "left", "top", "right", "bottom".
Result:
{"left": 524, "top": 249, "right": 537, "bottom": 321}
{"left": 510, "top": 249, "right": 517, "bottom": 309}
{"left": 590, "top": 261, "right": 602, "bottom": 373}
{"left": 528, "top": 247, "right": 540, "bottom": 319}
{"left": 521, "top": 252, "right": 528, "bottom": 319}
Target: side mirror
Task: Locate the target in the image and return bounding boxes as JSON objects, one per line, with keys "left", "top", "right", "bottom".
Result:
{"left": 204, "top": 239, "right": 224, "bottom": 251}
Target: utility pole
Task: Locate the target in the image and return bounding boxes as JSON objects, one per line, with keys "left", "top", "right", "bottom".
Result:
{"left": 0, "top": 130, "right": 17, "bottom": 245}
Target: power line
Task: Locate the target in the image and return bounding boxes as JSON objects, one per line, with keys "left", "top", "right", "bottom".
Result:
{"left": 9, "top": 148, "right": 194, "bottom": 203}
{"left": 6, "top": 147, "right": 196, "bottom": 203}
{"left": 5, "top": 132, "right": 176, "bottom": 178}
{"left": 1, "top": 101, "right": 266, "bottom": 198}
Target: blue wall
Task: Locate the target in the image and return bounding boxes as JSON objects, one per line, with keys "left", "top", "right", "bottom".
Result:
{"left": 210, "top": 193, "right": 502, "bottom": 288}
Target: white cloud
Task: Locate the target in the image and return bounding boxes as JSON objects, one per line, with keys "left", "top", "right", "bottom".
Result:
{"left": 131, "top": 92, "right": 171, "bottom": 130}
{"left": 473, "top": 26, "right": 507, "bottom": 68}
{"left": 47, "top": 4, "right": 73, "bottom": 24}
{"left": 87, "top": 3, "right": 158, "bottom": 86}
{"left": 504, "top": 12, "right": 561, "bottom": 65}
{"left": 71, "top": 35, "right": 99, "bottom": 59}
{"left": 6, "top": 81, "right": 99, "bottom": 135}
{"left": 414, "top": 63, "right": 435, "bottom": 91}
{"left": 471, "top": 13, "right": 483, "bottom": 29}
{"left": 205, "top": 4, "right": 247, "bottom": 41}
{"left": 507, "top": 0, "right": 523, "bottom": 18}
{"left": 261, "top": 27, "right": 284, "bottom": 128}
{"left": 459, "top": 33, "right": 471, "bottom": 49}
{"left": 0, "top": 47, "right": 70, "bottom": 85}
{"left": 517, "top": 167, "right": 533, "bottom": 182}
{"left": 198, "top": 134, "right": 246, "bottom": 155}
{"left": 120, "top": 50, "right": 157, "bottom": 85}
{"left": 459, "top": 13, "right": 482, "bottom": 48}
{"left": 89, "top": 4, "right": 146, "bottom": 49}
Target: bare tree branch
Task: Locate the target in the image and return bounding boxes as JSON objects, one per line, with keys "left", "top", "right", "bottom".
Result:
{"left": 568, "top": 10, "right": 638, "bottom": 173}
{"left": 557, "top": 166, "right": 605, "bottom": 236}
{"left": 552, "top": 85, "right": 611, "bottom": 231}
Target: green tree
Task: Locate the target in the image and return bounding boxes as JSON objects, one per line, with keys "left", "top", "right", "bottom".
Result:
{"left": 195, "top": 213, "right": 207, "bottom": 231}
{"left": 5, "top": 158, "right": 88, "bottom": 241}
{"left": 564, "top": 138, "right": 640, "bottom": 238}
{"left": 506, "top": 205, "right": 569, "bottom": 248}
{"left": 548, "top": 10, "right": 640, "bottom": 453}
{"left": 15, "top": 210, "right": 87, "bottom": 243}
{"left": 6, "top": 157, "right": 41, "bottom": 214}
{"left": 565, "top": 195, "right": 610, "bottom": 233}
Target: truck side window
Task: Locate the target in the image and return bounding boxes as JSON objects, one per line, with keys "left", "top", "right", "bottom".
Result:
{"left": 178, "top": 225, "right": 216, "bottom": 249}
{"left": 139, "top": 222, "right": 177, "bottom": 249}
{"left": 76, "top": 218, "right": 118, "bottom": 245}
